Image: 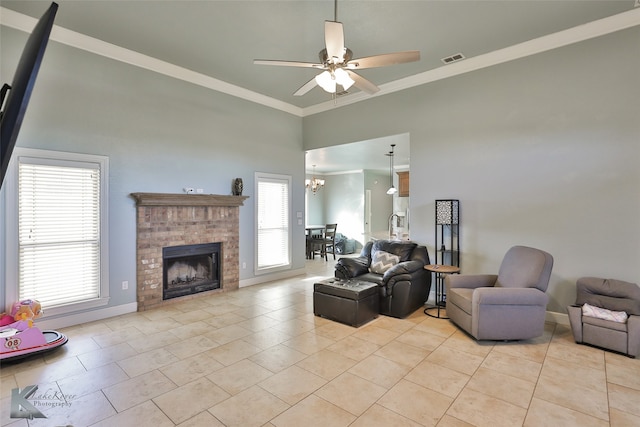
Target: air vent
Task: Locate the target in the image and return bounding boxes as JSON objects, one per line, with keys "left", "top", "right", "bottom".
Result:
{"left": 441, "top": 53, "right": 466, "bottom": 65}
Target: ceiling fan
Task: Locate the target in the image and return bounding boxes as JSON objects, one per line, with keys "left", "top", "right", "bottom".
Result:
{"left": 253, "top": 0, "right": 420, "bottom": 97}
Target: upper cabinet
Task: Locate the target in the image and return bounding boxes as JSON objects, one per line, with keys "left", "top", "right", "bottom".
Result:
{"left": 397, "top": 171, "right": 409, "bottom": 197}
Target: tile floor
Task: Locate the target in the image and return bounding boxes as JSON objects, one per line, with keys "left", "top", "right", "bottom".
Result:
{"left": 1, "top": 258, "right": 639, "bottom": 426}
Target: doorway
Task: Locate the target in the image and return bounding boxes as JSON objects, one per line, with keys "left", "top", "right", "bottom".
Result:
{"left": 305, "top": 133, "right": 410, "bottom": 248}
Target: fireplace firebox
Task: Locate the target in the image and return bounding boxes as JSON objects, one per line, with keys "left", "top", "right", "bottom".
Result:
{"left": 162, "top": 242, "right": 221, "bottom": 300}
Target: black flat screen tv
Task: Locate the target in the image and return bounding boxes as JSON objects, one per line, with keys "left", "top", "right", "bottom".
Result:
{"left": 0, "top": 2, "right": 58, "bottom": 188}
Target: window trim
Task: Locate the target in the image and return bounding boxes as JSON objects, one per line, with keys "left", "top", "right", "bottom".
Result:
{"left": 254, "top": 172, "right": 292, "bottom": 275}
{"left": 5, "top": 148, "right": 109, "bottom": 316}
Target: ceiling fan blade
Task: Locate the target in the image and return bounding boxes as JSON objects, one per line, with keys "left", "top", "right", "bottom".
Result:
{"left": 324, "top": 21, "right": 345, "bottom": 63}
{"left": 347, "top": 51, "right": 420, "bottom": 69}
{"left": 346, "top": 70, "right": 379, "bottom": 95}
{"left": 253, "top": 59, "right": 323, "bottom": 69}
{"left": 293, "top": 76, "right": 318, "bottom": 96}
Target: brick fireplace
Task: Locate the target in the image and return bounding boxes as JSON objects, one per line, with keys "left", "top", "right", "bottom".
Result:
{"left": 131, "top": 193, "right": 248, "bottom": 311}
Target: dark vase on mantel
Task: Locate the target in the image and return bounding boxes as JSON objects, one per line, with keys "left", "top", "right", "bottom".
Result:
{"left": 233, "top": 178, "right": 243, "bottom": 196}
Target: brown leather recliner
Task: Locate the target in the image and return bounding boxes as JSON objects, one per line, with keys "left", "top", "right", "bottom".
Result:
{"left": 335, "top": 240, "right": 431, "bottom": 318}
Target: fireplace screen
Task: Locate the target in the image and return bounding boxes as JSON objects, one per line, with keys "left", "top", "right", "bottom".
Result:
{"left": 162, "top": 242, "right": 220, "bottom": 300}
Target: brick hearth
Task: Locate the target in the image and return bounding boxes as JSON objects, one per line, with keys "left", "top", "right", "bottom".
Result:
{"left": 131, "top": 193, "right": 248, "bottom": 311}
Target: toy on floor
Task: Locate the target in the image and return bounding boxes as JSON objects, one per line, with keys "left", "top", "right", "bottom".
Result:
{"left": 1, "top": 299, "right": 67, "bottom": 363}
{"left": 11, "top": 299, "right": 43, "bottom": 327}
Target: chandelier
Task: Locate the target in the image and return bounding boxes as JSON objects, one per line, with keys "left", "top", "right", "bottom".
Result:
{"left": 305, "top": 165, "right": 325, "bottom": 195}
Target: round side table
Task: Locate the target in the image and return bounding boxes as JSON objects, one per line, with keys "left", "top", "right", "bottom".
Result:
{"left": 424, "top": 264, "right": 460, "bottom": 319}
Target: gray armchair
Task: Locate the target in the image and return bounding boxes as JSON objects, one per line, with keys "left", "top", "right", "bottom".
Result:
{"left": 567, "top": 277, "right": 640, "bottom": 358}
{"left": 445, "top": 246, "right": 554, "bottom": 340}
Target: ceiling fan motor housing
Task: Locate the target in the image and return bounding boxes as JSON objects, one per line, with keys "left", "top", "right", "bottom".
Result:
{"left": 319, "top": 48, "right": 353, "bottom": 66}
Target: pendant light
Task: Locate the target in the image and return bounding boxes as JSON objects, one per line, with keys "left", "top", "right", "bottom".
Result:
{"left": 386, "top": 144, "right": 397, "bottom": 195}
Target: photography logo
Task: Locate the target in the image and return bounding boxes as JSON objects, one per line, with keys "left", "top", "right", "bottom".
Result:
{"left": 10, "top": 385, "right": 46, "bottom": 419}
{"left": 10, "top": 384, "right": 75, "bottom": 420}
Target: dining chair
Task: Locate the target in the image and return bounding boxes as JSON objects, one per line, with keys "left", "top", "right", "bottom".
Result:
{"left": 313, "top": 223, "right": 337, "bottom": 261}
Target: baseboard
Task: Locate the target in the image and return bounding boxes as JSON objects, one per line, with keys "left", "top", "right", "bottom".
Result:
{"left": 239, "top": 267, "right": 306, "bottom": 288}
{"left": 36, "top": 302, "right": 138, "bottom": 330}
{"left": 546, "top": 310, "right": 569, "bottom": 326}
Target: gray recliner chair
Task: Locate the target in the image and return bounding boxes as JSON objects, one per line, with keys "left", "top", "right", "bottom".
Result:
{"left": 567, "top": 277, "right": 640, "bottom": 358}
{"left": 445, "top": 246, "right": 554, "bottom": 341}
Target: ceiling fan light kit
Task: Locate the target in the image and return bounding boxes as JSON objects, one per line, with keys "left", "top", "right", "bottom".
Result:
{"left": 254, "top": 0, "right": 419, "bottom": 98}
{"left": 315, "top": 68, "right": 355, "bottom": 93}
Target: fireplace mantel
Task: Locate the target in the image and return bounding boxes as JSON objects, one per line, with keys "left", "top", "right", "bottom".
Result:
{"left": 131, "top": 192, "right": 248, "bottom": 207}
{"left": 132, "top": 192, "right": 246, "bottom": 311}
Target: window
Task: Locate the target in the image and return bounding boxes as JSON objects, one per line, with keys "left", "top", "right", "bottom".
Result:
{"left": 5, "top": 148, "right": 109, "bottom": 315}
{"left": 255, "top": 173, "right": 291, "bottom": 273}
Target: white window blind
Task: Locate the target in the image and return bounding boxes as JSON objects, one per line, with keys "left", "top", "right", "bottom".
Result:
{"left": 18, "top": 161, "right": 101, "bottom": 307}
{"left": 256, "top": 174, "right": 291, "bottom": 271}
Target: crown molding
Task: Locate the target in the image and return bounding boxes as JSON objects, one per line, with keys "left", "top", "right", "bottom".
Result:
{"left": 2, "top": 7, "right": 638, "bottom": 119}
{"left": 0, "top": 6, "right": 303, "bottom": 117}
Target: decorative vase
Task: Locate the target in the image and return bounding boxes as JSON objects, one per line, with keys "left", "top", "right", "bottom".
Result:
{"left": 233, "top": 178, "right": 243, "bottom": 196}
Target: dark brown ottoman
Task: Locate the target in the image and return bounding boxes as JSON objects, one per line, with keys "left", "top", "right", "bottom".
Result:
{"left": 314, "top": 278, "right": 379, "bottom": 327}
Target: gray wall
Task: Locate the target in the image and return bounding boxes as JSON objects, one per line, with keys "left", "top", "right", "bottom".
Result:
{"left": 1, "top": 27, "right": 305, "bottom": 315}
{"left": 305, "top": 172, "right": 325, "bottom": 226}
{"left": 323, "top": 172, "right": 365, "bottom": 245}
{"left": 364, "top": 170, "right": 394, "bottom": 238}
{"left": 307, "top": 171, "right": 392, "bottom": 249}
{"left": 304, "top": 27, "right": 640, "bottom": 313}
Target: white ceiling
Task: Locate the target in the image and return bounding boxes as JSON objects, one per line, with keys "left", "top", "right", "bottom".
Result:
{"left": 306, "top": 133, "right": 410, "bottom": 174}
{"left": 1, "top": 1, "right": 637, "bottom": 173}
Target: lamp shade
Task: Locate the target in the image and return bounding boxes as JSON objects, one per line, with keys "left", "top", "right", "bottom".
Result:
{"left": 315, "top": 71, "right": 336, "bottom": 93}
{"left": 334, "top": 68, "right": 354, "bottom": 91}
{"left": 436, "top": 199, "right": 459, "bottom": 225}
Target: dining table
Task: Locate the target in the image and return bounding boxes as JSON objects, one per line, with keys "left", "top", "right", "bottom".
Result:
{"left": 305, "top": 225, "right": 325, "bottom": 235}
{"left": 305, "top": 225, "right": 325, "bottom": 259}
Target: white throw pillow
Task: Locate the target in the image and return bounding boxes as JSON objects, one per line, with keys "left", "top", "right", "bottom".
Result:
{"left": 370, "top": 250, "right": 400, "bottom": 274}
{"left": 582, "top": 303, "right": 628, "bottom": 323}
